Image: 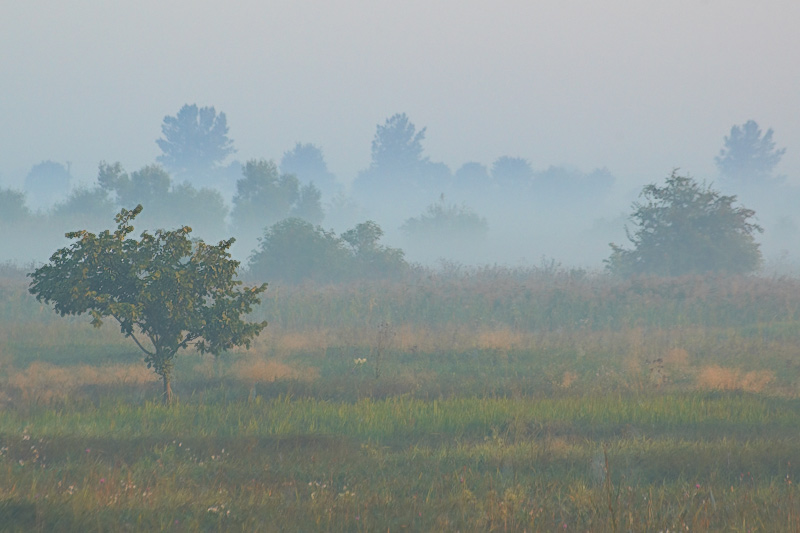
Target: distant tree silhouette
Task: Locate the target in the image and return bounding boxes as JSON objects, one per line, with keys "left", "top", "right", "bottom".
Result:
{"left": 402, "top": 196, "right": 488, "bottom": 241}
{"left": 50, "top": 186, "right": 115, "bottom": 229}
{"left": 491, "top": 156, "right": 533, "bottom": 186}
{"left": 454, "top": 162, "right": 491, "bottom": 189}
{"left": 24, "top": 160, "right": 72, "bottom": 210}
{"left": 369, "top": 113, "right": 427, "bottom": 177}
{"left": 231, "top": 159, "right": 324, "bottom": 238}
{"left": 97, "top": 162, "right": 228, "bottom": 240}
{"left": 716, "top": 120, "right": 785, "bottom": 185}
{"left": 156, "top": 104, "right": 236, "bottom": 184}
{"left": 280, "top": 143, "right": 339, "bottom": 198}
{"left": 247, "top": 218, "right": 406, "bottom": 284}
{"left": 354, "top": 113, "right": 451, "bottom": 198}
{"left": 0, "top": 188, "right": 31, "bottom": 225}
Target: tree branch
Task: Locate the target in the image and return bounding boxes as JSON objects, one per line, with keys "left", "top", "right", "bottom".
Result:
{"left": 112, "top": 314, "right": 155, "bottom": 357}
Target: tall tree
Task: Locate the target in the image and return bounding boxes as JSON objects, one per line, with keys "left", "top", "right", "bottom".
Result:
{"left": 369, "top": 113, "right": 427, "bottom": 177}
{"left": 156, "top": 104, "right": 236, "bottom": 182}
{"left": 607, "top": 171, "right": 762, "bottom": 277}
{"left": 280, "top": 143, "right": 339, "bottom": 197}
{"left": 354, "top": 113, "right": 451, "bottom": 205}
{"left": 28, "top": 205, "right": 267, "bottom": 404}
{"left": 715, "top": 120, "right": 785, "bottom": 184}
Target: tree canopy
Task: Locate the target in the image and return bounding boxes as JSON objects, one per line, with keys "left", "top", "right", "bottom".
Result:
{"left": 156, "top": 104, "right": 236, "bottom": 182}
{"left": 24, "top": 160, "right": 72, "bottom": 210}
{"left": 28, "top": 205, "right": 267, "bottom": 404}
{"left": 231, "top": 159, "right": 324, "bottom": 236}
{"left": 247, "top": 218, "right": 406, "bottom": 284}
{"left": 97, "top": 162, "right": 228, "bottom": 240}
{"left": 280, "top": 142, "right": 339, "bottom": 197}
{"left": 491, "top": 156, "right": 533, "bottom": 186}
{"left": 607, "top": 171, "right": 762, "bottom": 277}
{"left": 716, "top": 120, "right": 785, "bottom": 185}
{"left": 369, "top": 113, "right": 427, "bottom": 177}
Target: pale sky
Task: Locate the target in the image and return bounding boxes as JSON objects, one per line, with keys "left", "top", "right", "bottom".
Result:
{"left": 2, "top": 0, "right": 799, "bottom": 189}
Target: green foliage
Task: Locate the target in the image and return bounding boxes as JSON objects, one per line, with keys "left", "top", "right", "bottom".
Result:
{"left": 247, "top": 218, "right": 348, "bottom": 284}
{"left": 607, "top": 171, "right": 762, "bottom": 277}
{"left": 4, "top": 268, "right": 800, "bottom": 530}
{"left": 341, "top": 221, "right": 407, "bottom": 279}
{"left": 27, "top": 205, "right": 267, "bottom": 403}
{"left": 247, "top": 218, "right": 406, "bottom": 284}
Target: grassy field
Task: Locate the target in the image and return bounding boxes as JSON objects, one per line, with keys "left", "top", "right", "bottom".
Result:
{"left": 2, "top": 266, "right": 800, "bottom": 531}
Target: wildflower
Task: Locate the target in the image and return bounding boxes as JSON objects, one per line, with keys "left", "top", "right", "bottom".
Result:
{"left": 99, "top": 478, "right": 106, "bottom": 484}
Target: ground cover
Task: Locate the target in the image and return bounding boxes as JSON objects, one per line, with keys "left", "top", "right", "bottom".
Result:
{"left": 1, "top": 269, "right": 800, "bottom": 531}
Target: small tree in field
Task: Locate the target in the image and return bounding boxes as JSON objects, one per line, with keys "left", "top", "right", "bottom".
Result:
{"left": 607, "top": 171, "right": 762, "bottom": 277}
{"left": 28, "top": 205, "right": 267, "bottom": 404}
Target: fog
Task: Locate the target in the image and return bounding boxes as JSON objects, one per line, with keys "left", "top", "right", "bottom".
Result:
{"left": 2, "top": 1, "right": 799, "bottom": 273}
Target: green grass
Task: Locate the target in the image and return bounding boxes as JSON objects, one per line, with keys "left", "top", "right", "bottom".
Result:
{"left": 2, "top": 271, "right": 800, "bottom": 530}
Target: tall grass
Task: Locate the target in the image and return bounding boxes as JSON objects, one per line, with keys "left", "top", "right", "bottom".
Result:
{"left": 2, "top": 267, "right": 800, "bottom": 530}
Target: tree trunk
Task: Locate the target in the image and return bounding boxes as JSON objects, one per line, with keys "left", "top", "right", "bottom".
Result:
{"left": 163, "top": 374, "right": 173, "bottom": 405}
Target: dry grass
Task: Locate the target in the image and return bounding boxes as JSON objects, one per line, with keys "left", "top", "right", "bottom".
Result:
{"left": 230, "top": 356, "right": 318, "bottom": 384}
{"left": 695, "top": 365, "right": 776, "bottom": 393}
{"left": 4, "top": 361, "right": 157, "bottom": 402}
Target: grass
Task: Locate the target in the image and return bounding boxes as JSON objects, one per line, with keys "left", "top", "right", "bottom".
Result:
{"left": 1, "top": 269, "right": 800, "bottom": 530}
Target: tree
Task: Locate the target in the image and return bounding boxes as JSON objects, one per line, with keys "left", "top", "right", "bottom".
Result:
{"left": 280, "top": 143, "right": 339, "bottom": 197}
{"left": 100, "top": 163, "right": 171, "bottom": 211}
{"left": 532, "top": 166, "right": 615, "bottom": 203}
{"left": 231, "top": 159, "right": 323, "bottom": 234}
{"left": 369, "top": 113, "right": 427, "bottom": 177}
{"left": 353, "top": 113, "right": 451, "bottom": 207}
{"left": 50, "top": 185, "right": 115, "bottom": 229}
{"left": 491, "top": 156, "right": 533, "bottom": 186}
{"left": 401, "top": 196, "right": 489, "bottom": 240}
{"left": 292, "top": 183, "right": 325, "bottom": 225}
{"left": 247, "top": 219, "right": 406, "bottom": 284}
{"left": 341, "top": 221, "right": 407, "bottom": 279}
{"left": 0, "top": 188, "right": 31, "bottom": 225}
{"left": 28, "top": 205, "right": 267, "bottom": 404}
{"left": 247, "top": 218, "right": 349, "bottom": 284}
{"left": 97, "top": 162, "right": 228, "bottom": 241}
{"left": 454, "top": 162, "right": 491, "bottom": 189}
{"left": 24, "top": 160, "right": 72, "bottom": 210}
{"left": 156, "top": 104, "right": 236, "bottom": 183}
{"left": 606, "top": 171, "right": 762, "bottom": 277}
{"left": 715, "top": 120, "right": 786, "bottom": 185}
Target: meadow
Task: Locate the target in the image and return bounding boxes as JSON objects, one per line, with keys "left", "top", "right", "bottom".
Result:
{"left": 2, "top": 264, "right": 800, "bottom": 531}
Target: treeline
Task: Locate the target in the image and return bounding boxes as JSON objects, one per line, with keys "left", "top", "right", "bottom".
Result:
{"left": 1, "top": 107, "right": 797, "bottom": 279}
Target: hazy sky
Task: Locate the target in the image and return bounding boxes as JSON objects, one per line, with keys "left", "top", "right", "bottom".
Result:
{"left": 2, "top": 1, "right": 798, "bottom": 189}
